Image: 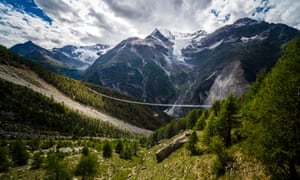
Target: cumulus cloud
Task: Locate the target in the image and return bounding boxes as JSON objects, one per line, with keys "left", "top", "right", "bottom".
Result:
{"left": 0, "top": 0, "right": 299, "bottom": 49}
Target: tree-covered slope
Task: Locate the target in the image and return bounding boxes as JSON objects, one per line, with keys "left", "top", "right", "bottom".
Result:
{"left": 0, "top": 78, "right": 133, "bottom": 138}
{"left": 241, "top": 38, "right": 300, "bottom": 179}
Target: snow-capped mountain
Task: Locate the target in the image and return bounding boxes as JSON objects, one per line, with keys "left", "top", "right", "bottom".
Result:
{"left": 83, "top": 18, "right": 300, "bottom": 117}
{"left": 53, "top": 44, "right": 110, "bottom": 65}
{"left": 147, "top": 28, "right": 207, "bottom": 61}
{"left": 10, "top": 42, "right": 110, "bottom": 79}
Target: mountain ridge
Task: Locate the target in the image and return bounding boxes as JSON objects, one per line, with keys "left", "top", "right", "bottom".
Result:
{"left": 10, "top": 41, "right": 110, "bottom": 79}
{"left": 82, "top": 18, "right": 300, "bottom": 116}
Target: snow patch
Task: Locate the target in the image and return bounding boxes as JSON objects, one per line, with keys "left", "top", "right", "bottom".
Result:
{"left": 240, "top": 35, "right": 258, "bottom": 43}
{"left": 208, "top": 40, "right": 223, "bottom": 49}
{"left": 132, "top": 39, "right": 156, "bottom": 48}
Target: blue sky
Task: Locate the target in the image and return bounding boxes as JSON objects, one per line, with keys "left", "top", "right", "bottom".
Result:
{"left": 1, "top": 0, "right": 52, "bottom": 23}
{"left": 0, "top": 0, "right": 299, "bottom": 49}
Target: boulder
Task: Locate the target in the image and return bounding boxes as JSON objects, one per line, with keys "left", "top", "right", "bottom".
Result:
{"left": 155, "top": 132, "right": 190, "bottom": 162}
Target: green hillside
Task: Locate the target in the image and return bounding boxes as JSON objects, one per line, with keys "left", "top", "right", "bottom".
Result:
{"left": 0, "top": 78, "right": 134, "bottom": 138}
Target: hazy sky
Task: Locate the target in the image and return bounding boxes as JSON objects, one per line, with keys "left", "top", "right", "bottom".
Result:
{"left": 0, "top": 0, "right": 299, "bottom": 49}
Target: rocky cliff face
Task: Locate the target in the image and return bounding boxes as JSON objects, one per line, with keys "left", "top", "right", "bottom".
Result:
{"left": 47, "top": 18, "right": 300, "bottom": 116}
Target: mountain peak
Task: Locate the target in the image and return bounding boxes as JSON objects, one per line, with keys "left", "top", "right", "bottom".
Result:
{"left": 233, "top": 17, "right": 259, "bottom": 26}
{"left": 148, "top": 28, "right": 171, "bottom": 40}
{"left": 23, "top": 40, "right": 40, "bottom": 47}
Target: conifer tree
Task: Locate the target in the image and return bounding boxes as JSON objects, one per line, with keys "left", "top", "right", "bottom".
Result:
{"left": 186, "top": 131, "right": 199, "bottom": 155}
{"left": 75, "top": 153, "right": 98, "bottom": 180}
{"left": 215, "top": 94, "right": 238, "bottom": 146}
{"left": 9, "top": 140, "right": 29, "bottom": 166}
{"left": 243, "top": 38, "right": 300, "bottom": 179}
{"left": 103, "top": 141, "right": 112, "bottom": 158}
{"left": 115, "top": 141, "right": 123, "bottom": 154}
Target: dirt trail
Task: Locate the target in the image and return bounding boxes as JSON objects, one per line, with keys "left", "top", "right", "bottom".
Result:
{"left": 0, "top": 65, "right": 152, "bottom": 135}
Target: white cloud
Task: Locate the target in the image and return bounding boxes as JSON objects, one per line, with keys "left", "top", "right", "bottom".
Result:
{"left": 0, "top": 0, "right": 299, "bottom": 49}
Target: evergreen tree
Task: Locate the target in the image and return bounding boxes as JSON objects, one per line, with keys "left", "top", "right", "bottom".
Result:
{"left": 215, "top": 94, "right": 238, "bottom": 146}
{"left": 186, "top": 131, "right": 199, "bottom": 155}
{"left": 115, "top": 141, "right": 123, "bottom": 154}
{"left": 9, "top": 140, "right": 29, "bottom": 166}
{"left": 75, "top": 153, "right": 99, "bottom": 180}
{"left": 120, "top": 144, "right": 133, "bottom": 160}
{"left": 45, "top": 153, "right": 72, "bottom": 180}
{"left": 194, "top": 110, "right": 209, "bottom": 130}
{"left": 242, "top": 38, "right": 300, "bottom": 179}
{"left": 31, "top": 152, "right": 43, "bottom": 169}
{"left": 102, "top": 141, "right": 112, "bottom": 158}
{"left": 82, "top": 146, "right": 89, "bottom": 156}
{"left": 186, "top": 109, "right": 202, "bottom": 129}
{"left": 202, "top": 111, "right": 217, "bottom": 145}
{"left": 209, "top": 136, "right": 232, "bottom": 176}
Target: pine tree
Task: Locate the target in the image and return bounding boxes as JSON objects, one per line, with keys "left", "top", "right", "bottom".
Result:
{"left": 120, "top": 144, "right": 133, "bottom": 160}
{"left": 102, "top": 141, "right": 112, "bottom": 158}
{"left": 194, "top": 110, "right": 208, "bottom": 130}
{"left": 243, "top": 38, "right": 300, "bottom": 179}
{"left": 45, "top": 153, "right": 72, "bottom": 180}
{"left": 75, "top": 153, "right": 99, "bottom": 180}
{"left": 215, "top": 94, "right": 238, "bottom": 146}
{"left": 202, "top": 111, "right": 217, "bottom": 145}
{"left": 115, "top": 141, "right": 123, "bottom": 154}
{"left": 186, "top": 131, "right": 199, "bottom": 155}
{"left": 186, "top": 109, "right": 202, "bottom": 129}
{"left": 9, "top": 140, "right": 29, "bottom": 166}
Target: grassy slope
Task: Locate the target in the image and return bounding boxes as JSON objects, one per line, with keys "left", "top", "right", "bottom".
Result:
{"left": 0, "top": 132, "right": 268, "bottom": 179}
